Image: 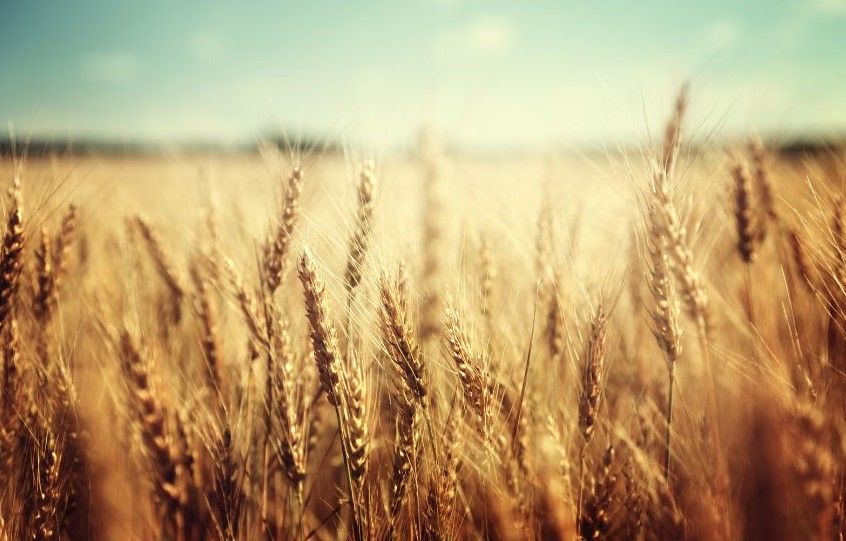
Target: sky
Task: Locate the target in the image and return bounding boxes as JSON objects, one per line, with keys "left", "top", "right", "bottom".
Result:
{"left": 1, "top": 0, "right": 845, "bottom": 150}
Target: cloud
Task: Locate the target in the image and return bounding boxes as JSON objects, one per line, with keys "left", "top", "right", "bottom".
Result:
{"left": 188, "top": 32, "right": 224, "bottom": 62}
{"left": 701, "top": 19, "right": 741, "bottom": 52}
{"left": 466, "top": 17, "right": 515, "bottom": 54}
{"left": 80, "top": 52, "right": 138, "bottom": 84}
{"left": 435, "top": 16, "right": 516, "bottom": 59}
{"left": 812, "top": 0, "right": 846, "bottom": 14}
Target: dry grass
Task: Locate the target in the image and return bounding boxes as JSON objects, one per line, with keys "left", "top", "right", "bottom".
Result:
{"left": 1, "top": 89, "right": 846, "bottom": 540}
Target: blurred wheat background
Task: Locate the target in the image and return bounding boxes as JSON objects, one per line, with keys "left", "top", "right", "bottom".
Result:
{"left": 2, "top": 1, "right": 846, "bottom": 540}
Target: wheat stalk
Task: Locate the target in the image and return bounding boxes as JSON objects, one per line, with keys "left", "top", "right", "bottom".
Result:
{"left": 134, "top": 216, "right": 186, "bottom": 323}
{"left": 643, "top": 200, "right": 682, "bottom": 482}
{"left": 224, "top": 259, "right": 266, "bottom": 348}
{"left": 0, "top": 175, "right": 25, "bottom": 334}
{"left": 379, "top": 271, "right": 426, "bottom": 401}
{"left": 33, "top": 228, "right": 57, "bottom": 324}
{"left": 660, "top": 83, "right": 688, "bottom": 175}
{"left": 298, "top": 248, "right": 368, "bottom": 538}
{"left": 189, "top": 262, "right": 224, "bottom": 404}
{"left": 298, "top": 249, "right": 343, "bottom": 406}
{"left": 388, "top": 393, "right": 418, "bottom": 524}
{"left": 263, "top": 166, "right": 303, "bottom": 295}
{"left": 28, "top": 428, "right": 62, "bottom": 541}
{"left": 732, "top": 162, "right": 759, "bottom": 265}
{"left": 576, "top": 304, "right": 609, "bottom": 525}
{"left": 579, "top": 442, "right": 616, "bottom": 540}
{"left": 52, "top": 204, "right": 78, "bottom": 292}
{"left": 345, "top": 161, "right": 376, "bottom": 298}
{"left": 443, "top": 305, "right": 488, "bottom": 428}
{"left": 343, "top": 349, "right": 369, "bottom": 495}
{"left": 419, "top": 135, "right": 444, "bottom": 344}
{"left": 118, "top": 331, "right": 182, "bottom": 535}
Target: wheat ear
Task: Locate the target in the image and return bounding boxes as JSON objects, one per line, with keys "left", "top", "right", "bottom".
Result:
{"left": 0, "top": 175, "right": 25, "bottom": 334}
{"left": 576, "top": 304, "right": 609, "bottom": 526}
{"left": 345, "top": 161, "right": 376, "bottom": 298}
{"left": 264, "top": 166, "right": 303, "bottom": 295}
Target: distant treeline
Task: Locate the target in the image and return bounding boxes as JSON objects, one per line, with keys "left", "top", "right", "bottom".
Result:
{"left": 0, "top": 135, "right": 841, "bottom": 158}
{"left": 776, "top": 138, "right": 845, "bottom": 158}
{"left": 0, "top": 135, "right": 343, "bottom": 158}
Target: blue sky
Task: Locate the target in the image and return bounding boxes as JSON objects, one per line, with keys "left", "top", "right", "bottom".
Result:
{"left": 1, "top": 0, "right": 845, "bottom": 149}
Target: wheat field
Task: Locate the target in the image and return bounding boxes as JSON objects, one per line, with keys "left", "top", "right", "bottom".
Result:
{"left": 0, "top": 89, "right": 845, "bottom": 540}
